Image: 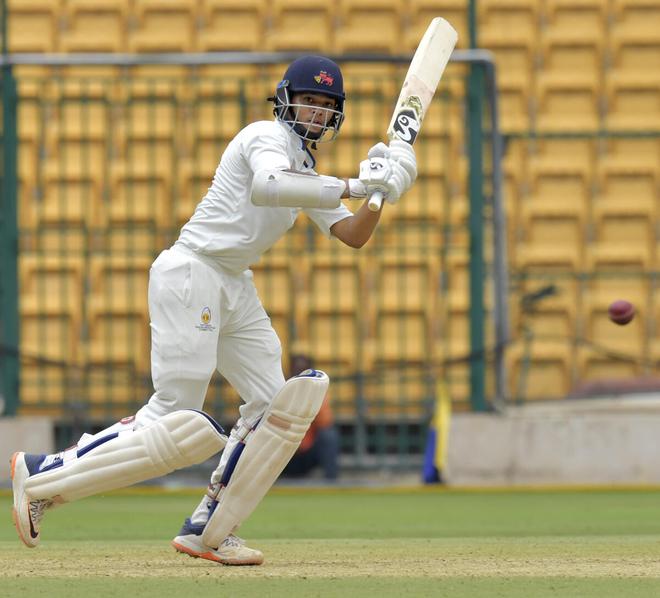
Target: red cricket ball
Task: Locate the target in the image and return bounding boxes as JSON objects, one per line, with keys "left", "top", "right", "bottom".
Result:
{"left": 608, "top": 300, "right": 635, "bottom": 325}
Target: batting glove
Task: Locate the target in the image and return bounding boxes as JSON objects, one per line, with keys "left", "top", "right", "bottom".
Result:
{"left": 389, "top": 139, "right": 418, "bottom": 190}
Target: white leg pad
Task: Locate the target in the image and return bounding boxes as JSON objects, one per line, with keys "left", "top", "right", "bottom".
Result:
{"left": 202, "top": 370, "right": 329, "bottom": 548}
{"left": 25, "top": 410, "right": 227, "bottom": 502}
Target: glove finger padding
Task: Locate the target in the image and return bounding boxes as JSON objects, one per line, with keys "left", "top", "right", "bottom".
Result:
{"left": 367, "top": 142, "right": 391, "bottom": 160}
{"left": 389, "top": 139, "right": 418, "bottom": 184}
{"left": 384, "top": 162, "right": 407, "bottom": 205}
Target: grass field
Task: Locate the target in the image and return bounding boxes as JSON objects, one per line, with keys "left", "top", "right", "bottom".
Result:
{"left": 2, "top": 486, "right": 660, "bottom": 597}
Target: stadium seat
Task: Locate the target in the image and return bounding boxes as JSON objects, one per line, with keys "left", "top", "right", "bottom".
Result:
{"left": 479, "top": 0, "right": 540, "bottom": 39}
{"left": 335, "top": 0, "right": 403, "bottom": 53}
{"left": 515, "top": 273, "right": 580, "bottom": 345}
{"left": 576, "top": 346, "right": 644, "bottom": 383}
{"left": 517, "top": 199, "right": 587, "bottom": 270}
{"left": 580, "top": 285, "right": 648, "bottom": 374}
{"left": 364, "top": 366, "right": 432, "bottom": 419}
{"left": 108, "top": 161, "right": 174, "bottom": 228}
{"left": 609, "top": 22, "right": 660, "bottom": 74}
{"left": 86, "top": 255, "right": 153, "bottom": 373}
{"left": 20, "top": 254, "right": 85, "bottom": 365}
{"left": 61, "top": 0, "right": 128, "bottom": 52}
{"left": 612, "top": 0, "right": 660, "bottom": 27}
{"left": 88, "top": 255, "right": 151, "bottom": 316}
{"left": 507, "top": 340, "right": 574, "bottom": 401}
{"left": 302, "top": 254, "right": 364, "bottom": 316}
{"left": 374, "top": 254, "right": 439, "bottom": 318}
{"left": 604, "top": 71, "right": 660, "bottom": 130}
{"left": 267, "top": 0, "right": 335, "bottom": 52}
{"left": 128, "top": 0, "right": 196, "bottom": 52}
{"left": 535, "top": 74, "right": 601, "bottom": 132}
{"left": 198, "top": 0, "right": 268, "bottom": 51}
{"left": 392, "top": 174, "right": 450, "bottom": 224}
{"left": 544, "top": 0, "right": 608, "bottom": 37}
{"left": 407, "top": 0, "right": 468, "bottom": 50}
{"left": 374, "top": 312, "right": 432, "bottom": 365}
{"left": 540, "top": 29, "right": 603, "bottom": 83}
{"left": 252, "top": 254, "right": 298, "bottom": 314}
{"left": 7, "top": 0, "right": 59, "bottom": 52}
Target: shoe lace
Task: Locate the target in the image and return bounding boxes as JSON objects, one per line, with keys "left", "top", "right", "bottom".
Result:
{"left": 29, "top": 498, "right": 53, "bottom": 525}
{"left": 223, "top": 534, "right": 244, "bottom": 548}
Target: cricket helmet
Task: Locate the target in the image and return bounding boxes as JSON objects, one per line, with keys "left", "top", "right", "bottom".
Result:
{"left": 269, "top": 55, "right": 345, "bottom": 142}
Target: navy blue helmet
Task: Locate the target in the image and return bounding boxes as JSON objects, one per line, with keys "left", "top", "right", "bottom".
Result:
{"left": 270, "top": 55, "right": 345, "bottom": 142}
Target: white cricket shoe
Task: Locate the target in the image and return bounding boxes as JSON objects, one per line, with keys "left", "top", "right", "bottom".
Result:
{"left": 172, "top": 531, "right": 264, "bottom": 566}
{"left": 11, "top": 452, "right": 53, "bottom": 548}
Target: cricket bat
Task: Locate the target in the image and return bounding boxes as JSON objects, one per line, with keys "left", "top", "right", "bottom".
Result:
{"left": 368, "top": 17, "right": 458, "bottom": 212}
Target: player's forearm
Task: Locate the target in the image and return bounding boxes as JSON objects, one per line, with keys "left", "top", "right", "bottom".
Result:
{"left": 331, "top": 195, "right": 382, "bottom": 249}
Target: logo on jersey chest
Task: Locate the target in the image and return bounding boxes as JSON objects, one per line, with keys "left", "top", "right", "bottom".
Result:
{"left": 196, "top": 306, "right": 216, "bottom": 332}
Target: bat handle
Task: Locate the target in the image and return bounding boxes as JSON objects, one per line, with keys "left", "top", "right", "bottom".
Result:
{"left": 368, "top": 190, "right": 384, "bottom": 212}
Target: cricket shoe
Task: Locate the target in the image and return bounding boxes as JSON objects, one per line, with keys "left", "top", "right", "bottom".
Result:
{"left": 11, "top": 452, "right": 54, "bottom": 548}
{"left": 172, "top": 518, "right": 264, "bottom": 566}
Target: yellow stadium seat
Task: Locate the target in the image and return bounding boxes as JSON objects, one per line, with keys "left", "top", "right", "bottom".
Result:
{"left": 580, "top": 275, "right": 648, "bottom": 366}
{"left": 479, "top": 0, "right": 540, "bottom": 39}
{"left": 128, "top": 0, "right": 196, "bottom": 52}
{"left": 605, "top": 71, "right": 660, "bottom": 130}
{"left": 609, "top": 23, "right": 660, "bottom": 73}
{"left": 479, "top": 28, "right": 536, "bottom": 132}
{"left": 7, "top": 0, "right": 59, "bottom": 52}
{"left": 576, "top": 346, "right": 644, "bottom": 383}
{"left": 303, "top": 255, "right": 364, "bottom": 316}
{"left": 336, "top": 0, "right": 403, "bottom": 53}
{"left": 392, "top": 174, "right": 449, "bottom": 224}
{"left": 596, "top": 157, "right": 658, "bottom": 217}
{"left": 507, "top": 340, "right": 574, "bottom": 401}
{"left": 267, "top": 0, "right": 335, "bottom": 52}
{"left": 251, "top": 255, "right": 298, "bottom": 316}
{"left": 88, "top": 255, "right": 151, "bottom": 316}
{"left": 304, "top": 312, "right": 365, "bottom": 368}
{"left": 540, "top": 29, "right": 603, "bottom": 79}
{"left": 86, "top": 255, "right": 152, "bottom": 373}
{"left": 518, "top": 198, "right": 587, "bottom": 268}
{"left": 86, "top": 311, "right": 151, "bottom": 372}
{"left": 20, "top": 255, "right": 84, "bottom": 364}
{"left": 544, "top": 0, "right": 608, "bottom": 36}
{"left": 364, "top": 366, "right": 431, "bottom": 419}
{"left": 515, "top": 274, "right": 580, "bottom": 341}
{"left": 108, "top": 162, "right": 174, "bottom": 228}
{"left": 374, "top": 312, "right": 432, "bottom": 365}
{"left": 198, "top": 0, "right": 268, "bottom": 51}
{"left": 612, "top": 0, "right": 660, "bottom": 27}
{"left": 374, "top": 254, "right": 439, "bottom": 319}
{"left": 61, "top": 0, "right": 128, "bottom": 52}
{"left": 407, "top": 0, "right": 468, "bottom": 51}
{"left": 535, "top": 74, "right": 601, "bottom": 132}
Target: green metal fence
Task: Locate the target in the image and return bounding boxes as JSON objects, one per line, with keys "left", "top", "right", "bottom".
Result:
{"left": 0, "top": 54, "right": 503, "bottom": 469}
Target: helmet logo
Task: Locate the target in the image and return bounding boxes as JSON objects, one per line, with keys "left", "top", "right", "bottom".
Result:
{"left": 314, "top": 71, "right": 334, "bottom": 86}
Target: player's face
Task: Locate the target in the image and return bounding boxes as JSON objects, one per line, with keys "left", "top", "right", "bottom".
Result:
{"left": 290, "top": 92, "right": 338, "bottom": 135}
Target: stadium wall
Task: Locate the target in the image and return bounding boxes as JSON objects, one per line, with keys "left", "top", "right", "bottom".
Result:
{"left": 447, "top": 396, "right": 660, "bottom": 486}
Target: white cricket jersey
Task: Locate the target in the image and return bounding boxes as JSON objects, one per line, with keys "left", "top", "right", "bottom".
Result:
{"left": 176, "top": 119, "right": 353, "bottom": 273}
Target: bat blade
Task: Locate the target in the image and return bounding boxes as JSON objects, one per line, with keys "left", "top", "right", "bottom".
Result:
{"left": 368, "top": 17, "right": 458, "bottom": 211}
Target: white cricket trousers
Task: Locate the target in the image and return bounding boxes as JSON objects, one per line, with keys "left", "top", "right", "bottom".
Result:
{"left": 134, "top": 245, "right": 286, "bottom": 428}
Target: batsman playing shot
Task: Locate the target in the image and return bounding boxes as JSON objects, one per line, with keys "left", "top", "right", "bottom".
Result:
{"left": 10, "top": 55, "right": 418, "bottom": 566}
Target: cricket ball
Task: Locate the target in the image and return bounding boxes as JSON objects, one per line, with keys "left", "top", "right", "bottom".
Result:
{"left": 608, "top": 300, "right": 635, "bottom": 325}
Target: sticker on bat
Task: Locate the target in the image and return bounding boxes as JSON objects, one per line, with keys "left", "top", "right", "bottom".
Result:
{"left": 392, "top": 109, "right": 420, "bottom": 144}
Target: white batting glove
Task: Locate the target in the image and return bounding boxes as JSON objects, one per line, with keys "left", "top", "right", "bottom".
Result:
{"left": 357, "top": 157, "right": 403, "bottom": 203}
{"left": 367, "top": 142, "right": 390, "bottom": 160}
{"left": 388, "top": 139, "right": 418, "bottom": 191}
{"left": 357, "top": 157, "right": 411, "bottom": 204}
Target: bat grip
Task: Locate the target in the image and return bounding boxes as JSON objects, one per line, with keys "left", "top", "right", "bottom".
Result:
{"left": 367, "top": 190, "right": 384, "bottom": 212}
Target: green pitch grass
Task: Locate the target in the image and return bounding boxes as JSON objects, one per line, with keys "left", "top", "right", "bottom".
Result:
{"left": 2, "top": 487, "right": 660, "bottom": 597}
